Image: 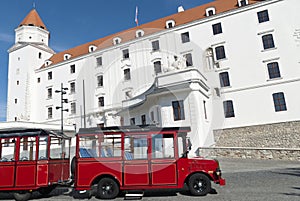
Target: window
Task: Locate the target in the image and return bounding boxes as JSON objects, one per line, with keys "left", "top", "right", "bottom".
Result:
{"left": 152, "top": 134, "right": 175, "bottom": 159}
{"left": 113, "top": 37, "right": 121, "bottom": 45}
{"left": 141, "top": 115, "right": 146, "bottom": 125}
{"left": 70, "top": 82, "right": 75, "bottom": 93}
{"left": 203, "top": 101, "right": 207, "bottom": 120}
{"left": 223, "top": 100, "right": 235, "bottom": 118}
{"left": 89, "top": 45, "right": 96, "bottom": 52}
{"left": 136, "top": 30, "right": 144, "bottom": 38}
{"left": 184, "top": 53, "right": 193, "bottom": 67}
{"left": 272, "top": 92, "right": 287, "bottom": 112}
{"left": 64, "top": 54, "right": 71, "bottom": 60}
{"left": 124, "top": 135, "right": 148, "bottom": 160}
{"left": 124, "top": 68, "right": 131, "bottom": 80}
{"left": 172, "top": 100, "right": 185, "bottom": 121}
{"left": 262, "top": 34, "right": 275, "bottom": 50}
{"left": 154, "top": 61, "right": 162, "bottom": 74}
{"left": 48, "top": 71, "right": 52, "bottom": 80}
{"left": 152, "top": 40, "right": 160, "bottom": 51}
{"left": 181, "top": 32, "right": 190, "bottom": 43}
{"left": 48, "top": 107, "right": 53, "bottom": 119}
{"left": 257, "top": 10, "right": 269, "bottom": 23}
{"left": 17, "top": 80, "right": 19, "bottom": 85}
{"left": 215, "top": 46, "right": 226, "bottom": 60}
{"left": 166, "top": 20, "right": 175, "bottom": 28}
{"left": 212, "top": 23, "right": 222, "bottom": 35}
{"left": 97, "top": 75, "right": 103, "bottom": 87}
{"left": 70, "top": 64, "right": 75, "bottom": 74}
{"left": 238, "top": 0, "right": 248, "bottom": 7}
{"left": 15, "top": 99, "right": 17, "bottom": 104}
{"left": 47, "top": 88, "right": 52, "bottom": 99}
{"left": 96, "top": 57, "right": 102, "bottom": 66}
{"left": 267, "top": 62, "right": 281, "bottom": 79}
{"left": 206, "top": 7, "right": 216, "bottom": 16}
{"left": 122, "top": 49, "right": 129, "bottom": 59}
{"left": 19, "top": 137, "right": 36, "bottom": 161}
{"left": 219, "top": 72, "right": 231, "bottom": 87}
{"left": 71, "top": 102, "right": 76, "bottom": 114}
{"left": 98, "top": 97, "right": 104, "bottom": 107}
{"left": 130, "top": 118, "right": 135, "bottom": 125}
{"left": 38, "top": 52, "right": 42, "bottom": 59}
{"left": 37, "top": 78, "right": 40, "bottom": 83}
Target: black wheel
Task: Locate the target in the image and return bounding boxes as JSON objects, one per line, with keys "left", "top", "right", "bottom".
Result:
{"left": 13, "top": 191, "right": 32, "bottom": 201}
{"left": 96, "top": 177, "right": 119, "bottom": 199}
{"left": 70, "top": 156, "right": 76, "bottom": 179}
{"left": 38, "top": 186, "right": 55, "bottom": 196}
{"left": 188, "top": 173, "right": 211, "bottom": 196}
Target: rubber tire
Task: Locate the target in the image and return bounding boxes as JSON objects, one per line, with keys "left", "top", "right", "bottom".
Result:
{"left": 188, "top": 173, "right": 211, "bottom": 196}
{"left": 13, "top": 191, "right": 32, "bottom": 201}
{"left": 96, "top": 177, "right": 119, "bottom": 199}
{"left": 38, "top": 186, "right": 55, "bottom": 196}
{"left": 70, "top": 156, "right": 76, "bottom": 179}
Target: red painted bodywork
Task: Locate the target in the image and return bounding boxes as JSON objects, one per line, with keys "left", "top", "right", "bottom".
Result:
{"left": 0, "top": 129, "right": 70, "bottom": 192}
{"left": 74, "top": 127, "right": 225, "bottom": 191}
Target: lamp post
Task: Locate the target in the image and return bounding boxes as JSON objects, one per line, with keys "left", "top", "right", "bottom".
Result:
{"left": 55, "top": 83, "right": 69, "bottom": 134}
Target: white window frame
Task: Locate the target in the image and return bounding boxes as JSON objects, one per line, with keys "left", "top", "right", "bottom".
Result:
{"left": 89, "top": 45, "right": 97, "bottom": 53}
{"left": 238, "top": 0, "right": 248, "bottom": 7}
{"left": 113, "top": 37, "right": 122, "bottom": 45}
{"left": 206, "top": 7, "right": 216, "bottom": 16}
{"left": 166, "top": 20, "right": 176, "bottom": 29}
{"left": 136, "top": 29, "right": 144, "bottom": 38}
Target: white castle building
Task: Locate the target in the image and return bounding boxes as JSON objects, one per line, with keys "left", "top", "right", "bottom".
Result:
{"left": 6, "top": 0, "right": 300, "bottom": 154}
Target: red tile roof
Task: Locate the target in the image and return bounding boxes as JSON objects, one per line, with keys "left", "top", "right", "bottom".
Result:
{"left": 42, "top": 0, "right": 263, "bottom": 68}
{"left": 19, "top": 9, "right": 47, "bottom": 30}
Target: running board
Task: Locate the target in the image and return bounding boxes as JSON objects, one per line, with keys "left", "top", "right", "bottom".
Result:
{"left": 124, "top": 192, "right": 144, "bottom": 200}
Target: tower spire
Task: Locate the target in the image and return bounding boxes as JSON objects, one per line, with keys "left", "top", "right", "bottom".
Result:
{"left": 19, "top": 9, "right": 47, "bottom": 30}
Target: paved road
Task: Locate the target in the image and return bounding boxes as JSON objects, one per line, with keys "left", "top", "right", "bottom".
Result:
{"left": 0, "top": 158, "right": 299, "bottom": 201}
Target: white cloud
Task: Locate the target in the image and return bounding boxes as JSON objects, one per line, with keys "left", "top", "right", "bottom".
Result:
{"left": 0, "top": 32, "right": 14, "bottom": 43}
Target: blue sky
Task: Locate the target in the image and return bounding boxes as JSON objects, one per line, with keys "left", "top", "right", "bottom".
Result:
{"left": 0, "top": 0, "right": 213, "bottom": 122}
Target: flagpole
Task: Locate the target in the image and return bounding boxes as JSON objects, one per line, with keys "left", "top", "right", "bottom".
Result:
{"left": 135, "top": 6, "right": 139, "bottom": 26}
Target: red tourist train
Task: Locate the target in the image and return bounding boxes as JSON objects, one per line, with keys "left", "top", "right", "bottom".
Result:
{"left": 0, "top": 126, "right": 225, "bottom": 201}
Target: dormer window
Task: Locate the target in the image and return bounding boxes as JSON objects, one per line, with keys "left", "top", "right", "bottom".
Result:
{"left": 166, "top": 20, "right": 175, "bottom": 29}
{"left": 113, "top": 37, "right": 122, "bottom": 45}
{"left": 64, "top": 54, "right": 71, "bottom": 60}
{"left": 136, "top": 30, "right": 144, "bottom": 38}
{"left": 206, "top": 7, "right": 216, "bottom": 16}
{"left": 238, "top": 0, "right": 248, "bottom": 7}
{"left": 89, "top": 45, "right": 97, "bottom": 53}
{"left": 45, "top": 60, "right": 52, "bottom": 66}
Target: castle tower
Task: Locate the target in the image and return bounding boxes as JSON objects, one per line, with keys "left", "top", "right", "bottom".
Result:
{"left": 6, "top": 9, "right": 55, "bottom": 122}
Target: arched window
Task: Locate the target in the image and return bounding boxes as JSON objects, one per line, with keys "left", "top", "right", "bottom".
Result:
{"left": 113, "top": 37, "right": 122, "bottom": 45}
{"left": 166, "top": 20, "right": 176, "bottom": 29}
{"left": 64, "top": 54, "right": 71, "bottom": 60}
{"left": 136, "top": 30, "right": 144, "bottom": 38}
{"left": 206, "top": 7, "right": 216, "bottom": 16}
{"left": 89, "top": 45, "right": 97, "bottom": 53}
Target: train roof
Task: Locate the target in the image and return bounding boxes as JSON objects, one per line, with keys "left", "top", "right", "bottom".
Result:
{"left": 77, "top": 125, "right": 191, "bottom": 135}
{"left": 0, "top": 128, "right": 70, "bottom": 139}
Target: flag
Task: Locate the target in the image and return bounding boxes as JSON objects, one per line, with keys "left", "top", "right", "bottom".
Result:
{"left": 135, "top": 6, "right": 139, "bottom": 26}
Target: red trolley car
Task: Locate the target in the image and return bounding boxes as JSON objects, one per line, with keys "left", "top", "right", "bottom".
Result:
{"left": 0, "top": 128, "right": 71, "bottom": 201}
{"left": 73, "top": 126, "right": 225, "bottom": 199}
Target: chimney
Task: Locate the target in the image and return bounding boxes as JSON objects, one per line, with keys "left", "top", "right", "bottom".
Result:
{"left": 178, "top": 6, "right": 184, "bottom": 13}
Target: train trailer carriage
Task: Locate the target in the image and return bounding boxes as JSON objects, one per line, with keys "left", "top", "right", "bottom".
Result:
{"left": 0, "top": 128, "right": 71, "bottom": 201}
{"left": 73, "top": 126, "right": 225, "bottom": 199}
